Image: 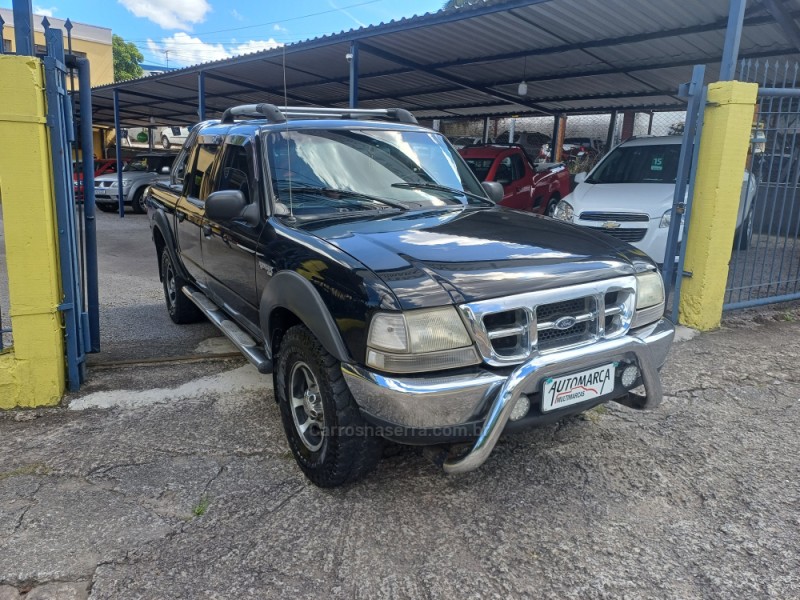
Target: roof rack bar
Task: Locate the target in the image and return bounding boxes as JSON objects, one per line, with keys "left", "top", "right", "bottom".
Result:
{"left": 219, "top": 103, "right": 418, "bottom": 125}
{"left": 276, "top": 106, "right": 417, "bottom": 124}
{"left": 220, "top": 103, "right": 286, "bottom": 124}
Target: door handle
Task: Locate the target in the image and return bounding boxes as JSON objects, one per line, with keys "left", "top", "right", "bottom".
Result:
{"left": 202, "top": 225, "right": 212, "bottom": 237}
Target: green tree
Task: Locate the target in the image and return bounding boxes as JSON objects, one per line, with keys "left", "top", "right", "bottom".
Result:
{"left": 113, "top": 34, "right": 144, "bottom": 82}
{"left": 442, "top": 0, "right": 482, "bottom": 9}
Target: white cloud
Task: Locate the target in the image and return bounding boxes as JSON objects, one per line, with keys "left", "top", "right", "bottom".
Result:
{"left": 33, "top": 5, "right": 57, "bottom": 17}
{"left": 231, "top": 9, "right": 243, "bottom": 21}
{"left": 147, "top": 32, "right": 282, "bottom": 67}
{"left": 273, "top": 23, "right": 288, "bottom": 33}
{"left": 118, "top": 0, "right": 211, "bottom": 31}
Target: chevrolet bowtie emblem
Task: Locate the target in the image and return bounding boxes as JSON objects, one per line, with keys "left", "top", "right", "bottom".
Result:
{"left": 602, "top": 221, "right": 621, "bottom": 229}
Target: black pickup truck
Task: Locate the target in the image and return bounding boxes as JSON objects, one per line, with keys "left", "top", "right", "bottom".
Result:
{"left": 147, "top": 104, "right": 674, "bottom": 488}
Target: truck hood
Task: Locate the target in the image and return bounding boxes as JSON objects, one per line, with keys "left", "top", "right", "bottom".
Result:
{"left": 300, "top": 207, "right": 650, "bottom": 309}
{"left": 566, "top": 182, "right": 676, "bottom": 218}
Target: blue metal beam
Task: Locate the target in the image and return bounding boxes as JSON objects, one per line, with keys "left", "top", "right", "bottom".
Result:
{"left": 720, "top": 0, "right": 747, "bottom": 80}
{"left": 12, "top": 0, "right": 34, "bottom": 56}
{"left": 358, "top": 42, "right": 554, "bottom": 115}
{"left": 198, "top": 70, "right": 206, "bottom": 121}
{"left": 77, "top": 58, "right": 100, "bottom": 352}
{"left": 113, "top": 89, "right": 125, "bottom": 218}
{"left": 349, "top": 40, "right": 359, "bottom": 108}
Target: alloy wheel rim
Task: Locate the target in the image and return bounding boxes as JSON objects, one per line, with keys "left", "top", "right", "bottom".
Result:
{"left": 166, "top": 263, "right": 176, "bottom": 307}
{"left": 289, "top": 361, "right": 325, "bottom": 452}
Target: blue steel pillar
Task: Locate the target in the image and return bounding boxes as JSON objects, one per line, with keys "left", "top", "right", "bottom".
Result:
{"left": 77, "top": 58, "right": 100, "bottom": 351}
{"left": 720, "top": 0, "right": 747, "bottom": 81}
{"left": 198, "top": 70, "right": 206, "bottom": 121}
{"left": 12, "top": 0, "right": 34, "bottom": 56}
{"left": 349, "top": 41, "right": 359, "bottom": 108}
{"left": 113, "top": 89, "right": 125, "bottom": 218}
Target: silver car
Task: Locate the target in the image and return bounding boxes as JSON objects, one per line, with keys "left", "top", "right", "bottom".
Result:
{"left": 94, "top": 153, "right": 176, "bottom": 214}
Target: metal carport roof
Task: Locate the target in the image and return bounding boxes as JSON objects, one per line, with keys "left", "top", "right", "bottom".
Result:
{"left": 87, "top": 0, "right": 800, "bottom": 127}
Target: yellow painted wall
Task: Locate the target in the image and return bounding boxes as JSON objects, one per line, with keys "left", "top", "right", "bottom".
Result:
{"left": 2, "top": 28, "right": 113, "bottom": 87}
{"left": 0, "top": 55, "right": 66, "bottom": 408}
{"left": 678, "top": 81, "right": 758, "bottom": 330}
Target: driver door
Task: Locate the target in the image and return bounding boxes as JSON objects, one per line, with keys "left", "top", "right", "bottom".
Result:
{"left": 202, "top": 135, "right": 263, "bottom": 334}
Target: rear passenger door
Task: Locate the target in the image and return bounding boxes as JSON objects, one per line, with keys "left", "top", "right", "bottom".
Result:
{"left": 202, "top": 134, "right": 263, "bottom": 333}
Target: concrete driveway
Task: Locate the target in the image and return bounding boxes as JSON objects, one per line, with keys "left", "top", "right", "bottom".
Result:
{"left": 1, "top": 306, "right": 799, "bottom": 599}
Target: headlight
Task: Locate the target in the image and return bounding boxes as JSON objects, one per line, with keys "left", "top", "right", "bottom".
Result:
{"left": 552, "top": 200, "right": 574, "bottom": 222}
{"left": 366, "top": 307, "right": 480, "bottom": 373}
{"left": 632, "top": 270, "right": 665, "bottom": 328}
{"left": 659, "top": 209, "right": 672, "bottom": 228}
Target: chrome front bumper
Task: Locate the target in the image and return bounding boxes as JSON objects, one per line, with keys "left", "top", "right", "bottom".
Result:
{"left": 342, "top": 318, "right": 674, "bottom": 473}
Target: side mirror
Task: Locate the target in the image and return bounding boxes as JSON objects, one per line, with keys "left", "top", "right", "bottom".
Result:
{"left": 574, "top": 172, "right": 588, "bottom": 184}
{"left": 206, "top": 189, "right": 247, "bottom": 221}
{"left": 160, "top": 166, "right": 170, "bottom": 174}
{"left": 481, "top": 181, "right": 504, "bottom": 203}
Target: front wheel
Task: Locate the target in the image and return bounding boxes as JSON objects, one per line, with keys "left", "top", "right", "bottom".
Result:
{"left": 734, "top": 205, "right": 755, "bottom": 250}
{"left": 545, "top": 196, "right": 560, "bottom": 217}
{"left": 130, "top": 187, "right": 146, "bottom": 214}
{"left": 276, "top": 325, "right": 383, "bottom": 488}
{"left": 160, "top": 248, "right": 203, "bottom": 324}
{"left": 161, "top": 135, "right": 171, "bottom": 149}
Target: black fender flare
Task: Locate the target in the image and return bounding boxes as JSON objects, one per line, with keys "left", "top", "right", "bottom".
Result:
{"left": 259, "top": 271, "right": 351, "bottom": 363}
{"left": 151, "top": 208, "right": 191, "bottom": 282}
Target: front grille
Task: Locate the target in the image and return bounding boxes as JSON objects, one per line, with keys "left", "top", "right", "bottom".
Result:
{"left": 580, "top": 211, "right": 649, "bottom": 222}
{"left": 459, "top": 277, "right": 637, "bottom": 367}
{"left": 536, "top": 297, "right": 593, "bottom": 352}
{"left": 587, "top": 227, "right": 647, "bottom": 243}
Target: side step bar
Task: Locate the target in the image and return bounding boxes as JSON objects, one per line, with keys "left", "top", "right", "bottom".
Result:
{"left": 183, "top": 287, "right": 273, "bottom": 374}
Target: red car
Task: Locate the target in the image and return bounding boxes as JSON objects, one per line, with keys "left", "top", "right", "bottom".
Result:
{"left": 459, "top": 144, "right": 571, "bottom": 215}
{"left": 73, "top": 158, "right": 121, "bottom": 199}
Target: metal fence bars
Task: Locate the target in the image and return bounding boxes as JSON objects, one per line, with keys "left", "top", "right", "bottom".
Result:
{"left": 725, "top": 59, "right": 800, "bottom": 309}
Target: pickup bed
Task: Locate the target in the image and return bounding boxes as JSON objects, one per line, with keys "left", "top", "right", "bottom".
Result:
{"left": 147, "top": 104, "right": 674, "bottom": 488}
{"left": 458, "top": 144, "right": 570, "bottom": 215}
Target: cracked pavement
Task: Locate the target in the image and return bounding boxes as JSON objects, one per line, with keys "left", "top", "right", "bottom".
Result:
{"left": 1, "top": 309, "right": 800, "bottom": 599}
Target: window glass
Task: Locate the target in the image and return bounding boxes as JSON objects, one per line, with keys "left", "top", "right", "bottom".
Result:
{"left": 510, "top": 154, "right": 525, "bottom": 180}
{"left": 495, "top": 157, "right": 513, "bottom": 184}
{"left": 266, "top": 129, "right": 489, "bottom": 216}
{"left": 588, "top": 144, "right": 681, "bottom": 184}
{"left": 463, "top": 158, "right": 493, "bottom": 181}
{"left": 217, "top": 144, "right": 252, "bottom": 204}
{"left": 187, "top": 143, "right": 220, "bottom": 200}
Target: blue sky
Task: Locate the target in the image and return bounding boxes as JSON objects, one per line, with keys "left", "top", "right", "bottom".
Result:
{"left": 2, "top": 0, "right": 446, "bottom": 67}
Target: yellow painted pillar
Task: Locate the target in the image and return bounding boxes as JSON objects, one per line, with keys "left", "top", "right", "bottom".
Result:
{"left": 679, "top": 80, "right": 758, "bottom": 331}
{"left": 0, "top": 55, "right": 65, "bottom": 408}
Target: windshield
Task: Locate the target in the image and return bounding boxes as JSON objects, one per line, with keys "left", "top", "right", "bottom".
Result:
{"left": 266, "top": 129, "right": 490, "bottom": 217}
{"left": 123, "top": 156, "right": 172, "bottom": 173}
{"left": 588, "top": 144, "right": 681, "bottom": 184}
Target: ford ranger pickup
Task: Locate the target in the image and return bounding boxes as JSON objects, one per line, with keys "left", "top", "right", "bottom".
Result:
{"left": 147, "top": 104, "right": 674, "bottom": 488}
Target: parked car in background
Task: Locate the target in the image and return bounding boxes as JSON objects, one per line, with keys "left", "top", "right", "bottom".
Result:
{"left": 94, "top": 153, "right": 176, "bottom": 214}
{"left": 494, "top": 130, "right": 551, "bottom": 160}
{"left": 553, "top": 136, "right": 758, "bottom": 265}
{"left": 459, "top": 143, "right": 570, "bottom": 214}
{"left": 539, "top": 137, "right": 605, "bottom": 164}
{"left": 159, "top": 126, "right": 190, "bottom": 149}
{"left": 72, "top": 158, "right": 121, "bottom": 200}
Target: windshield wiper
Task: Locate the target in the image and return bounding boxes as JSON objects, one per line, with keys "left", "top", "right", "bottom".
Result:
{"left": 277, "top": 185, "right": 408, "bottom": 210}
{"left": 390, "top": 182, "right": 490, "bottom": 204}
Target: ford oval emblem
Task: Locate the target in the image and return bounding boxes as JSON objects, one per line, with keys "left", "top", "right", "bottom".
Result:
{"left": 554, "top": 316, "right": 577, "bottom": 330}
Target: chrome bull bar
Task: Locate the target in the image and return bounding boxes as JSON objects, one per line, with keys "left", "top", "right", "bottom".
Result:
{"left": 443, "top": 334, "right": 663, "bottom": 474}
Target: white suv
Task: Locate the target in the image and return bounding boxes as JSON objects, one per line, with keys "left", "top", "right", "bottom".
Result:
{"left": 159, "top": 126, "right": 190, "bottom": 150}
{"left": 553, "top": 136, "right": 756, "bottom": 265}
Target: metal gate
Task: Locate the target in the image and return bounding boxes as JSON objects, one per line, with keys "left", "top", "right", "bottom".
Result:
{"left": 725, "top": 59, "right": 800, "bottom": 309}
{"left": 0, "top": 7, "right": 100, "bottom": 389}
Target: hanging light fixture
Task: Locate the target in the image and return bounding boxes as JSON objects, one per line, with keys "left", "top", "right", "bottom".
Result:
{"left": 518, "top": 55, "right": 528, "bottom": 96}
